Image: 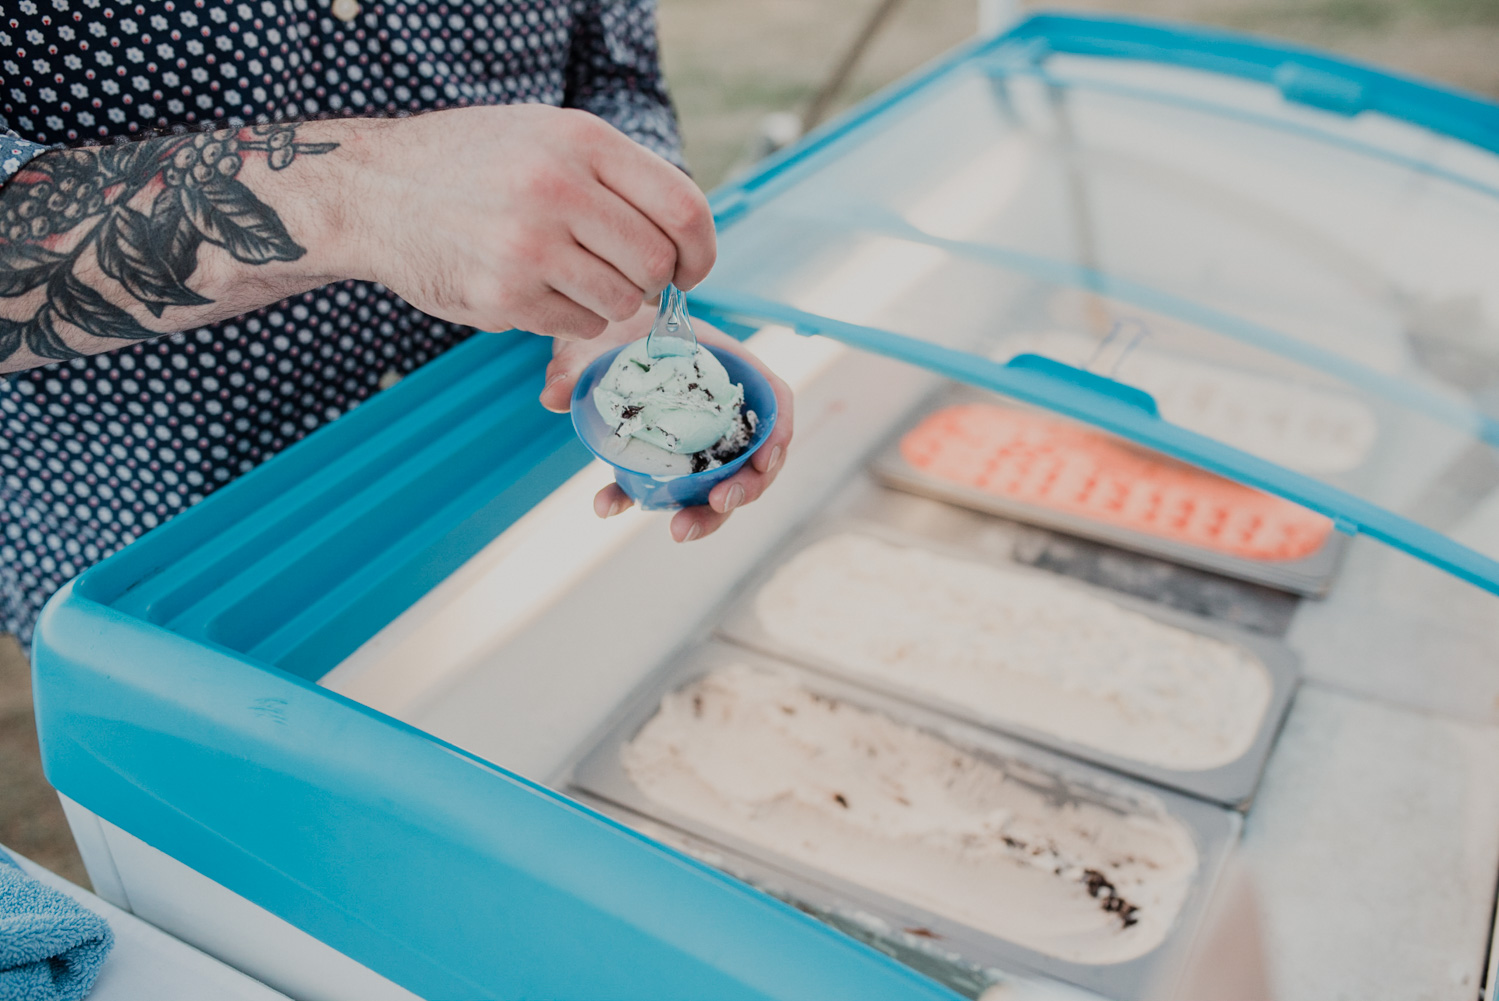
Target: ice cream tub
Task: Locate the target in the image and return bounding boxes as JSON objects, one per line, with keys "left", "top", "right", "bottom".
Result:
{"left": 715, "top": 518, "right": 1300, "bottom": 809}
{"left": 571, "top": 342, "right": 777, "bottom": 510}
{"left": 564, "top": 642, "right": 1241, "bottom": 1001}
{"left": 871, "top": 386, "right": 1349, "bottom": 596}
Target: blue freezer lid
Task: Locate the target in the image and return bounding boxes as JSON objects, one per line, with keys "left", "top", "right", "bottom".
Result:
{"left": 32, "top": 12, "right": 1499, "bottom": 1001}
{"left": 694, "top": 12, "right": 1499, "bottom": 596}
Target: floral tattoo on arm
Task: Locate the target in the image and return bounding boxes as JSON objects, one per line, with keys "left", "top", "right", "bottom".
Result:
{"left": 0, "top": 123, "right": 337, "bottom": 364}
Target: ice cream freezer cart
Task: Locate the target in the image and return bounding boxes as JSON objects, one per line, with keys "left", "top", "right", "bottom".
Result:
{"left": 31, "top": 13, "right": 1499, "bottom": 1001}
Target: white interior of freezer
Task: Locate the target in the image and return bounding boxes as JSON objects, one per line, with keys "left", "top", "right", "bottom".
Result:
{"left": 308, "top": 53, "right": 1499, "bottom": 1001}
{"left": 319, "top": 326, "right": 939, "bottom": 779}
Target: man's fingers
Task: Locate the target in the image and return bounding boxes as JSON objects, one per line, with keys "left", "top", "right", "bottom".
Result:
{"left": 538, "top": 301, "right": 656, "bottom": 412}
{"left": 750, "top": 384, "right": 793, "bottom": 476}
{"left": 539, "top": 341, "right": 597, "bottom": 413}
{"left": 594, "top": 484, "right": 635, "bottom": 519}
{"left": 591, "top": 138, "right": 716, "bottom": 291}
{"left": 548, "top": 247, "right": 648, "bottom": 325}
{"left": 707, "top": 462, "right": 770, "bottom": 514}
{"left": 539, "top": 365, "right": 573, "bottom": 413}
{"left": 704, "top": 409, "right": 792, "bottom": 513}
{"left": 524, "top": 288, "right": 610, "bottom": 341}
{"left": 570, "top": 190, "right": 679, "bottom": 300}
{"left": 671, "top": 505, "right": 731, "bottom": 543}
{"left": 694, "top": 329, "right": 795, "bottom": 479}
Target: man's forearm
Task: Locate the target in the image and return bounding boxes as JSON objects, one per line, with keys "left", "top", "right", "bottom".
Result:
{"left": 0, "top": 121, "right": 360, "bottom": 374}
{"left": 1, "top": 103, "right": 720, "bottom": 370}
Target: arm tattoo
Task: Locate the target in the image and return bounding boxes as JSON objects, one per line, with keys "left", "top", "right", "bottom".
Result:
{"left": 0, "top": 123, "right": 337, "bottom": 365}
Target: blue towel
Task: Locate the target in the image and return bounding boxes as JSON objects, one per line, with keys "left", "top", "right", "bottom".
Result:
{"left": 0, "top": 849, "right": 113, "bottom": 1001}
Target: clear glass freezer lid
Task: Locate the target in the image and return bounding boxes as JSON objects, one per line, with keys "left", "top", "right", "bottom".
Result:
{"left": 691, "top": 18, "right": 1499, "bottom": 594}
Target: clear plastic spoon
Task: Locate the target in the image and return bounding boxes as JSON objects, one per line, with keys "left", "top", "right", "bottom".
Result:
{"left": 645, "top": 283, "right": 698, "bottom": 359}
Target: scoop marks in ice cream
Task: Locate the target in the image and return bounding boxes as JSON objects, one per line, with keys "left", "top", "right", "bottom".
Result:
{"left": 754, "top": 533, "right": 1272, "bottom": 770}
{"left": 900, "top": 403, "right": 1333, "bottom": 562}
{"left": 623, "top": 665, "right": 1200, "bottom": 964}
{"left": 593, "top": 339, "right": 753, "bottom": 476}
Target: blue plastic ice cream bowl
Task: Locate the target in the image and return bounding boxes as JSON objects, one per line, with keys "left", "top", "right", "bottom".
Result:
{"left": 570, "top": 342, "right": 778, "bottom": 511}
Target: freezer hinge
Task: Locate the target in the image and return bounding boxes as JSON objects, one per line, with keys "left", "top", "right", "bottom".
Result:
{"left": 1005, "top": 353, "right": 1160, "bottom": 417}
{"left": 1273, "top": 62, "right": 1367, "bottom": 117}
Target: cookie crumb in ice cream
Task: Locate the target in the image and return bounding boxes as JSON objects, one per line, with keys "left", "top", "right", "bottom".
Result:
{"left": 593, "top": 340, "right": 757, "bottom": 476}
{"left": 685, "top": 410, "right": 759, "bottom": 474}
{"left": 1083, "top": 869, "right": 1141, "bottom": 929}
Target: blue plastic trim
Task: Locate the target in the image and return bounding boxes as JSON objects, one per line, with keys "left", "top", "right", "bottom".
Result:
{"left": 1272, "top": 62, "right": 1366, "bottom": 116}
{"left": 690, "top": 289, "right": 1499, "bottom": 597}
{"left": 32, "top": 590, "right": 961, "bottom": 1001}
{"left": 1003, "top": 14, "right": 1499, "bottom": 156}
{"left": 979, "top": 62, "right": 1499, "bottom": 203}
{"left": 73, "top": 332, "right": 594, "bottom": 682}
{"left": 1007, "top": 354, "right": 1160, "bottom": 416}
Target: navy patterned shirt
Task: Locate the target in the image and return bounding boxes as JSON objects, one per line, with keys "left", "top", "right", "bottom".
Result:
{"left": 0, "top": 0, "right": 684, "bottom": 641}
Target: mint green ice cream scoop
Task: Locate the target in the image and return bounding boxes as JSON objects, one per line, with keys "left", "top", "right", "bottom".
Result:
{"left": 592, "top": 337, "right": 746, "bottom": 455}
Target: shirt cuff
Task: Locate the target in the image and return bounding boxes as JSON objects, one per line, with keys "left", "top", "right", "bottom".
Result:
{"left": 2, "top": 133, "right": 53, "bottom": 184}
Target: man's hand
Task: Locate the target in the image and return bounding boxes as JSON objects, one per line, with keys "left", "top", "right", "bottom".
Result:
{"left": 540, "top": 303, "right": 795, "bottom": 543}
{"left": 0, "top": 104, "right": 715, "bottom": 373}
{"left": 343, "top": 105, "right": 717, "bottom": 341}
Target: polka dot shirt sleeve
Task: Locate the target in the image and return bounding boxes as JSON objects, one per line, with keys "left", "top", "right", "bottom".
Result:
{"left": 1, "top": 123, "right": 51, "bottom": 184}
{"left": 565, "top": 0, "right": 687, "bottom": 171}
